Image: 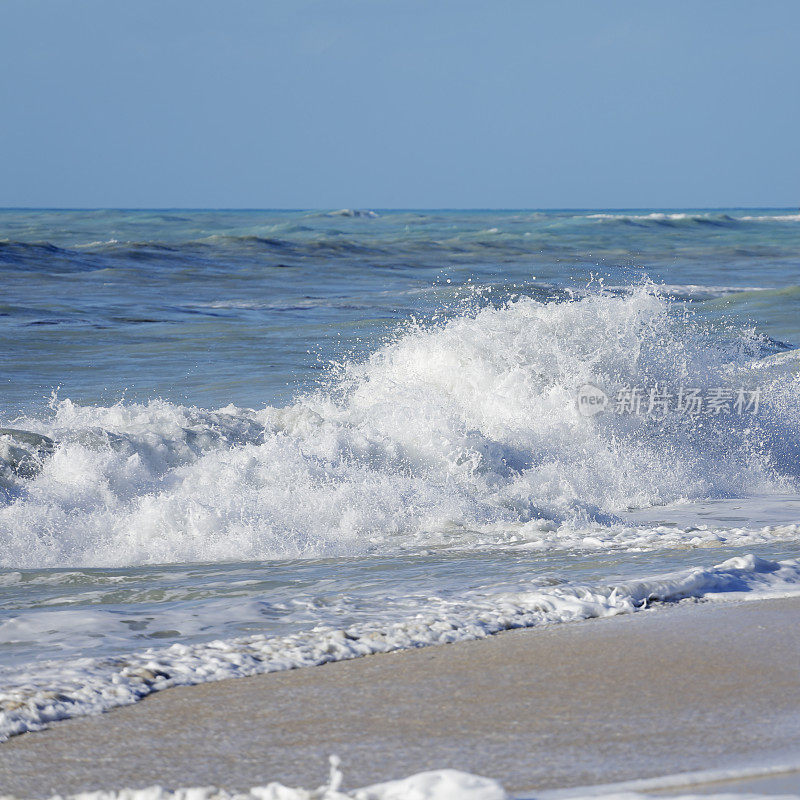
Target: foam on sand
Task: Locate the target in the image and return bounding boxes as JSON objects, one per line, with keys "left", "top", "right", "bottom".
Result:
{"left": 3, "top": 553, "right": 800, "bottom": 742}
{"left": 0, "top": 760, "right": 512, "bottom": 800}
{"left": 0, "top": 764, "right": 510, "bottom": 800}
{"left": 2, "top": 760, "right": 800, "bottom": 800}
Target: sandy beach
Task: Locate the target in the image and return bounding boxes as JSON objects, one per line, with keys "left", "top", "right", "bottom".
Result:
{"left": 1, "top": 596, "right": 799, "bottom": 798}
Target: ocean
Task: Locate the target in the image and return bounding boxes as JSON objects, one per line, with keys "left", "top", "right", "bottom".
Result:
{"left": 1, "top": 208, "right": 800, "bottom": 742}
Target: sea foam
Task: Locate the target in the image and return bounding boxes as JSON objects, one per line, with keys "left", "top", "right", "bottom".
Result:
{"left": 1, "top": 288, "right": 798, "bottom": 569}
{"left": 2, "top": 553, "right": 800, "bottom": 741}
{"left": 2, "top": 755, "right": 800, "bottom": 800}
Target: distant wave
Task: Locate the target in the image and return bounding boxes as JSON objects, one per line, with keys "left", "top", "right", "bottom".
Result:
{"left": 703, "top": 283, "right": 800, "bottom": 308}
{"left": 585, "top": 211, "right": 800, "bottom": 226}
{"left": 323, "top": 208, "right": 380, "bottom": 218}
{"left": 607, "top": 283, "right": 774, "bottom": 302}
{"left": 585, "top": 212, "right": 739, "bottom": 227}
{"left": 89, "top": 235, "right": 389, "bottom": 258}
{"left": 739, "top": 213, "right": 800, "bottom": 222}
{"left": 0, "top": 241, "right": 106, "bottom": 272}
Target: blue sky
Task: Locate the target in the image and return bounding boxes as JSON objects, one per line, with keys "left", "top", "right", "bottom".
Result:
{"left": 1, "top": 0, "right": 798, "bottom": 208}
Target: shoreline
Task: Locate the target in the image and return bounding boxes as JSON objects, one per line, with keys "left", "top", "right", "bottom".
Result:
{"left": 2, "top": 596, "right": 800, "bottom": 797}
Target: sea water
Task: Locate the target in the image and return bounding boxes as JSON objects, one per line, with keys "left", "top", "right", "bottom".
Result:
{"left": 1, "top": 209, "right": 800, "bottom": 740}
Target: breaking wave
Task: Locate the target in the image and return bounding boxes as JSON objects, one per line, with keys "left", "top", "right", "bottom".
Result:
{"left": 1, "top": 287, "right": 799, "bottom": 569}
{"left": 584, "top": 211, "right": 800, "bottom": 227}
{"left": 586, "top": 212, "right": 740, "bottom": 227}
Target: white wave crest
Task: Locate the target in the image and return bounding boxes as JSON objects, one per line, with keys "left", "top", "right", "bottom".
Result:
{"left": 325, "top": 209, "right": 379, "bottom": 218}
{"left": 1, "top": 288, "right": 798, "bottom": 569}
{"left": 739, "top": 213, "right": 800, "bottom": 222}
{"left": 586, "top": 211, "right": 800, "bottom": 224}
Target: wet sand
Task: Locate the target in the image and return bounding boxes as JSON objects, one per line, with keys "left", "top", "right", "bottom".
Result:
{"left": 1, "top": 597, "right": 799, "bottom": 798}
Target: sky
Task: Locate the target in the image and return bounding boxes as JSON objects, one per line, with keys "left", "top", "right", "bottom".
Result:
{"left": 1, "top": 0, "right": 798, "bottom": 209}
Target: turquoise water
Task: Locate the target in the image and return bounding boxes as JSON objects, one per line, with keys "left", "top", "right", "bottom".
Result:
{"left": 2, "top": 209, "right": 798, "bottom": 411}
{"left": 1, "top": 208, "right": 800, "bottom": 739}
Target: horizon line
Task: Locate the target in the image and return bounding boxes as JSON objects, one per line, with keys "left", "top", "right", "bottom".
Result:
{"left": 1, "top": 206, "right": 798, "bottom": 213}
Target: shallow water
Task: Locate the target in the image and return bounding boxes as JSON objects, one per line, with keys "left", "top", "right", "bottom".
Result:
{"left": 1, "top": 208, "right": 799, "bottom": 738}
